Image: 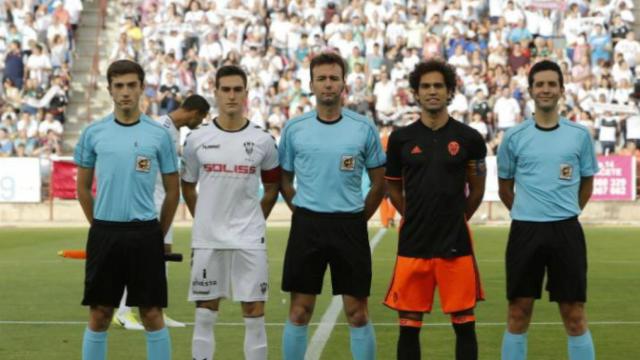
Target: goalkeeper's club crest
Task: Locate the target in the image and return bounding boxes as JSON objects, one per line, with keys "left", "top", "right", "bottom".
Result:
{"left": 448, "top": 141, "right": 460, "bottom": 156}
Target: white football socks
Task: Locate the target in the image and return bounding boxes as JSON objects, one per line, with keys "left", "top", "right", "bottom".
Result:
{"left": 244, "top": 316, "right": 267, "bottom": 360}
{"left": 192, "top": 308, "right": 218, "bottom": 360}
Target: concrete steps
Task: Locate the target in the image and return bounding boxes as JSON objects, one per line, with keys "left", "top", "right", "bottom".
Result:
{"left": 63, "top": 0, "right": 121, "bottom": 152}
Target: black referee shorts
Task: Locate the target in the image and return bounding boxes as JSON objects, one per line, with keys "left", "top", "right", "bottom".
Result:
{"left": 506, "top": 216, "right": 587, "bottom": 303}
{"left": 282, "top": 207, "right": 372, "bottom": 297}
{"left": 82, "top": 219, "right": 167, "bottom": 308}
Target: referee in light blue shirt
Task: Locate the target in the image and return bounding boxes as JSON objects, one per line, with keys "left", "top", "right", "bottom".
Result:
{"left": 279, "top": 52, "right": 386, "bottom": 360}
{"left": 74, "top": 60, "right": 179, "bottom": 360}
{"left": 497, "top": 60, "right": 598, "bottom": 360}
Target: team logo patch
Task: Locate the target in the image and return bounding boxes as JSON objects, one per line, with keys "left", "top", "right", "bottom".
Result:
{"left": 559, "top": 164, "right": 573, "bottom": 180}
{"left": 411, "top": 145, "right": 422, "bottom": 155}
{"left": 448, "top": 141, "right": 460, "bottom": 156}
{"left": 136, "top": 155, "right": 151, "bottom": 172}
{"left": 260, "top": 282, "right": 268, "bottom": 294}
{"left": 341, "top": 155, "right": 356, "bottom": 171}
{"left": 244, "top": 141, "right": 254, "bottom": 155}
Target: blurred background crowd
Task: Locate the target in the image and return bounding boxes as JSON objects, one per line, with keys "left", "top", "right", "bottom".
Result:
{"left": 2, "top": 0, "right": 640, "bottom": 160}
{"left": 0, "top": 0, "right": 81, "bottom": 158}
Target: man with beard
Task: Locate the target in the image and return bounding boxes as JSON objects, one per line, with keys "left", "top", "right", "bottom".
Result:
{"left": 383, "top": 60, "right": 487, "bottom": 360}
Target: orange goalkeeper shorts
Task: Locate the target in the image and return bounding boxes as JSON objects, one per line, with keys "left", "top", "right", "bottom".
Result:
{"left": 383, "top": 255, "right": 484, "bottom": 314}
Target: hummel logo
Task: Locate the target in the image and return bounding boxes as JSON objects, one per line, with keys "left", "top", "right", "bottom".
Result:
{"left": 202, "top": 144, "right": 220, "bottom": 149}
{"left": 411, "top": 145, "right": 422, "bottom": 154}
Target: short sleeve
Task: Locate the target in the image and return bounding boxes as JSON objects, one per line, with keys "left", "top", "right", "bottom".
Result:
{"left": 73, "top": 127, "right": 96, "bottom": 168}
{"left": 158, "top": 129, "right": 178, "bottom": 174}
{"left": 261, "top": 135, "right": 280, "bottom": 171}
{"left": 180, "top": 135, "right": 199, "bottom": 183}
{"left": 497, "top": 131, "right": 516, "bottom": 179}
{"left": 579, "top": 130, "right": 599, "bottom": 177}
{"left": 385, "top": 130, "right": 403, "bottom": 180}
{"left": 364, "top": 123, "right": 386, "bottom": 169}
{"left": 278, "top": 123, "right": 295, "bottom": 172}
{"left": 467, "top": 129, "right": 487, "bottom": 161}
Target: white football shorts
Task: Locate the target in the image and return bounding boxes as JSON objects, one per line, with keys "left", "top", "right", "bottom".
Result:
{"left": 188, "top": 248, "right": 269, "bottom": 302}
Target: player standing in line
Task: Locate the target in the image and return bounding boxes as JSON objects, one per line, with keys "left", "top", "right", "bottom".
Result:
{"left": 181, "top": 65, "right": 281, "bottom": 360}
{"left": 113, "top": 94, "right": 211, "bottom": 330}
{"left": 383, "top": 60, "right": 487, "bottom": 360}
{"left": 498, "top": 60, "right": 598, "bottom": 360}
{"left": 279, "top": 52, "right": 386, "bottom": 360}
{"left": 75, "top": 59, "right": 178, "bottom": 360}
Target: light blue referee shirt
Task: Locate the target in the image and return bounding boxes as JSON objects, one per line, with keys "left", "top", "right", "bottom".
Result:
{"left": 74, "top": 113, "right": 178, "bottom": 222}
{"left": 497, "top": 118, "right": 599, "bottom": 221}
{"left": 279, "top": 108, "right": 386, "bottom": 213}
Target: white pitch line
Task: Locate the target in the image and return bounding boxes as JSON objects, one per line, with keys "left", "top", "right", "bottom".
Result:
{"left": 2, "top": 320, "right": 640, "bottom": 327}
{"left": 305, "top": 228, "right": 388, "bottom": 360}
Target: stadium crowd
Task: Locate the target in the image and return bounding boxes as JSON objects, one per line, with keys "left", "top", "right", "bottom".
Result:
{"left": 109, "top": 0, "right": 640, "bottom": 157}
{"left": 0, "top": 0, "right": 82, "bottom": 158}
{"left": 2, "top": 0, "right": 640, "bottom": 160}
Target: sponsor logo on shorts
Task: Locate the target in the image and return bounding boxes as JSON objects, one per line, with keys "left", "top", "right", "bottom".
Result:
{"left": 136, "top": 155, "right": 151, "bottom": 172}
{"left": 192, "top": 268, "right": 217, "bottom": 293}
{"left": 191, "top": 279, "right": 217, "bottom": 287}
{"left": 260, "top": 282, "right": 268, "bottom": 294}
{"left": 202, "top": 144, "right": 220, "bottom": 149}
{"left": 341, "top": 155, "right": 355, "bottom": 171}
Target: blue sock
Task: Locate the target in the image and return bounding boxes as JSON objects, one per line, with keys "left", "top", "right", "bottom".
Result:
{"left": 145, "top": 327, "right": 171, "bottom": 360}
{"left": 501, "top": 330, "right": 527, "bottom": 360}
{"left": 568, "top": 330, "right": 595, "bottom": 360}
{"left": 282, "top": 320, "right": 308, "bottom": 360}
{"left": 82, "top": 327, "right": 107, "bottom": 360}
{"left": 350, "top": 322, "right": 376, "bottom": 360}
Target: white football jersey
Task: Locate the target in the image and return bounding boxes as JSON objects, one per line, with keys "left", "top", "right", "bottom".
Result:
{"left": 181, "top": 120, "right": 280, "bottom": 249}
{"left": 154, "top": 115, "right": 179, "bottom": 209}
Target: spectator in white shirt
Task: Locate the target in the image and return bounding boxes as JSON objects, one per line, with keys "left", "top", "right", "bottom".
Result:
{"left": 25, "top": 43, "right": 52, "bottom": 86}
{"left": 614, "top": 32, "right": 640, "bottom": 69}
{"left": 373, "top": 71, "right": 396, "bottom": 118}
{"left": 38, "top": 112, "right": 63, "bottom": 137}
{"left": 469, "top": 112, "right": 489, "bottom": 140}
{"left": 493, "top": 86, "right": 521, "bottom": 131}
{"left": 198, "top": 32, "right": 223, "bottom": 64}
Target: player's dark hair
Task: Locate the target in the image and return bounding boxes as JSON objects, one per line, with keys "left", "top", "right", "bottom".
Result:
{"left": 107, "top": 59, "right": 145, "bottom": 86}
{"left": 409, "top": 60, "right": 457, "bottom": 94}
{"left": 528, "top": 60, "right": 564, "bottom": 89}
{"left": 215, "top": 65, "right": 247, "bottom": 89}
{"left": 310, "top": 52, "right": 347, "bottom": 80}
{"left": 180, "top": 94, "right": 211, "bottom": 115}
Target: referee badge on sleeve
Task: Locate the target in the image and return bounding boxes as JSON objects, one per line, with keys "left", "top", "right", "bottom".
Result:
{"left": 136, "top": 155, "right": 151, "bottom": 172}
{"left": 341, "top": 155, "right": 356, "bottom": 171}
{"left": 559, "top": 164, "right": 573, "bottom": 180}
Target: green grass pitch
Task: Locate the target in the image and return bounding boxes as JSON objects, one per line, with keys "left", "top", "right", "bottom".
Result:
{"left": 1, "top": 226, "right": 639, "bottom": 359}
